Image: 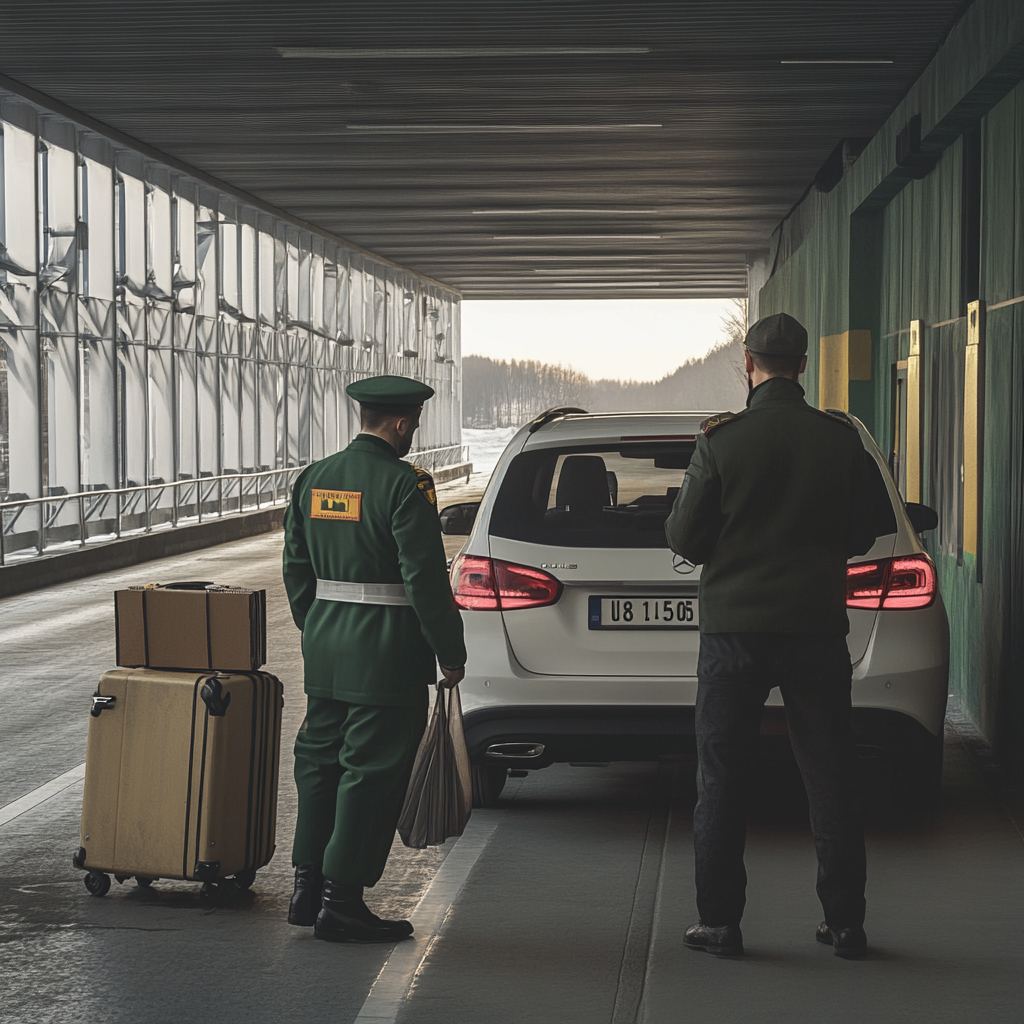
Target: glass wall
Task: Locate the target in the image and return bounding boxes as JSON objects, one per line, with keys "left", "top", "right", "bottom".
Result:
{"left": 0, "top": 87, "right": 462, "bottom": 527}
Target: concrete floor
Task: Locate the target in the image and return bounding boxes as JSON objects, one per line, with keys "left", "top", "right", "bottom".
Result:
{"left": 2, "top": 493, "right": 1023, "bottom": 1024}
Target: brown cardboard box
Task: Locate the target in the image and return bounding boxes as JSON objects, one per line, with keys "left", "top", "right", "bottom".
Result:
{"left": 115, "top": 583, "right": 267, "bottom": 671}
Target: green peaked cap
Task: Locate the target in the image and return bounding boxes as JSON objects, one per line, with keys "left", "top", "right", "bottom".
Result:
{"left": 744, "top": 312, "right": 808, "bottom": 356}
{"left": 345, "top": 374, "right": 435, "bottom": 406}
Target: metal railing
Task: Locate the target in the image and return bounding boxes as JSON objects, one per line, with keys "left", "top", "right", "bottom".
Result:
{"left": 404, "top": 444, "right": 470, "bottom": 474}
{"left": 1, "top": 441, "right": 469, "bottom": 567}
{"left": 0, "top": 466, "right": 303, "bottom": 567}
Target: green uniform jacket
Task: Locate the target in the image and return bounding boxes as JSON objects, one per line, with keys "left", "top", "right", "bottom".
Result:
{"left": 665, "top": 377, "right": 876, "bottom": 635}
{"left": 283, "top": 432, "right": 467, "bottom": 708}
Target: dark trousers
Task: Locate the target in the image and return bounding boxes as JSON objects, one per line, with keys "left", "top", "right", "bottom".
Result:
{"left": 694, "top": 633, "right": 866, "bottom": 928}
{"left": 292, "top": 696, "right": 426, "bottom": 887}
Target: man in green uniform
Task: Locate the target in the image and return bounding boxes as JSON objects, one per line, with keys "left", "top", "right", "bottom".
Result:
{"left": 665, "top": 313, "right": 876, "bottom": 959}
{"left": 282, "top": 374, "right": 466, "bottom": 943}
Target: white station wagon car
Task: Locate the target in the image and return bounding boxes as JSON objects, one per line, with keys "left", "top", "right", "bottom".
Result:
{"left": 440, "top": 408, "right": 949, "bottom": 809}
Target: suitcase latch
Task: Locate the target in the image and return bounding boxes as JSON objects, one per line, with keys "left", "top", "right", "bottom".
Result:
{"left": 90, "top": 694, "right": 117, "bottom": 717}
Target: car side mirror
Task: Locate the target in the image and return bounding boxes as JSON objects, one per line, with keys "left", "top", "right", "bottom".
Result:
{"left": 439, "top": 502, "right": 480, "bottom": 536}
{"left": 905, "top": 501, "right": 938, "bottom": 533}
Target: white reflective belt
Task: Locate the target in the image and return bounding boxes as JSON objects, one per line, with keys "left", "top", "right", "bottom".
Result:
{"left": 315, "top": 579, "right": 411, "bottom": 606}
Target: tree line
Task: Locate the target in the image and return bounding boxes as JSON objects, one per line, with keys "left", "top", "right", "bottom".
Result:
{"left": 461, "top": 358, "right": 591, "bottom": 428}
{"left": 462, "top": 300, "right": 749, "bottom": 427}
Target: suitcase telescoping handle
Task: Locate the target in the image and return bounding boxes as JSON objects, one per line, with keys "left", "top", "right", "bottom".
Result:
{"left": 199, "top": 675, "right": 232, "bottom": 716}
{"left": 91, "top": 694, "right": 116, "bottom": 717}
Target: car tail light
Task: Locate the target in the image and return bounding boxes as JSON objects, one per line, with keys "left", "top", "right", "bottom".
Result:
{"left": 846, "top": 553, "right": 936, "bottom": 610}
{"left": 883, "top": 555, "right": 938, "bottom": 609}
{"left": 451, "top": 555, "right": 563, "bottom": 611}
{"left": 495, "top": 560, "right": 563, "bottom": 610}
{"left": 450, "top": 555, "right": 499, "bottom": 610}
{"left": 846, "top": 561, "right": 887, "bottom": 609}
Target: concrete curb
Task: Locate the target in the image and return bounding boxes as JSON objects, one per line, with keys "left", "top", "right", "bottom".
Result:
{"left": 431, "top": 462, "right": 473, "bottom": 484}
{"left": 0, "top": 506, "right": 286, "bottom": 600}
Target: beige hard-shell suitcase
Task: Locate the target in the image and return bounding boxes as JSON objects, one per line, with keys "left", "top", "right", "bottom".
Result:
{"left": 74, "top": 668, "right": 283, "bottom": 896}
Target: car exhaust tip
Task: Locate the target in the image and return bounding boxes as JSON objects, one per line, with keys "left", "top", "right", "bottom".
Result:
{"left": 485, "top": 742, "right": 546, "bottom": 762}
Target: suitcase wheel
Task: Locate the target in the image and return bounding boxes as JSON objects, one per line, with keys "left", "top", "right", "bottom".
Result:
{"left": 135, "top": 877, "right": 155, "bottom": 888}
{"left": 233, "top": 868, "right": 257, "bottom": 890}
{"left": 84, "top": 872, "right": 111, "bottom": 897}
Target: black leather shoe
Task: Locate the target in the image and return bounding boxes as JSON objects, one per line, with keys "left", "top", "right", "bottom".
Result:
{"left": 288, "top": 864, "right": 324, "bottom": 927}
{"left": 816, "top": 921, "right": 868, "bottom": 958}
{"left": 684, "top": 922, "right": 744, "bottom": 957}
{"left": 314, "top": 880, "right": 414, "bottom": 944}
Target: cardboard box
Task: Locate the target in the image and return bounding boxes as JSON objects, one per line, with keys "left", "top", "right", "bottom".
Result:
{"left": 115, "top": 583, "right": 267, "bottom": 672}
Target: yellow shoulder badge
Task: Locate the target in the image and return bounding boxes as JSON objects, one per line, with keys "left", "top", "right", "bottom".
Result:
{"left": 700, "top": 411, "right": 741, "bottom": 437}
{"left": 310, "top": 488, "right": 362, "bottom": 521}
{"left": 413, "top": 466, "right": 437, "bottom": 508}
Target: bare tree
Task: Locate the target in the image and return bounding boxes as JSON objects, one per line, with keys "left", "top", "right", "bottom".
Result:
{"left": 721, "top": 297, "right": 749, "bottom": 389}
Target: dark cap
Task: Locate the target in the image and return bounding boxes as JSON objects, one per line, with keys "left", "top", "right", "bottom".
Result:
{"left": 346, "top": 374, "right": 435, "bottom": 406}
{"left": 744, "top": 313, "right": 808, "bottom": 357}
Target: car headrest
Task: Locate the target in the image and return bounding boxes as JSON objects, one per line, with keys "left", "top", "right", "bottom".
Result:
{"left": 555, "top": 455, "right": 609, "bottom": 513}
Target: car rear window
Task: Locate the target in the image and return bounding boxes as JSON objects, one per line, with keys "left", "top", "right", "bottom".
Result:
{"left": 489, "top": 442, "right": 695, "bottom": 549}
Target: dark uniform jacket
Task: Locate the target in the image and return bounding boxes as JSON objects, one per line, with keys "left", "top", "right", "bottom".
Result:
{"left": 283, "top": 432, "right": 467, "bottom": 708}
{"left": 665, "top": 377, "right": 876, "bottom": 635}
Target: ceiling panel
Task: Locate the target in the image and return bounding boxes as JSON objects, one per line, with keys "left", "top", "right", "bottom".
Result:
{"left": 0, "top": 1, "right": 969, "bottom": 297}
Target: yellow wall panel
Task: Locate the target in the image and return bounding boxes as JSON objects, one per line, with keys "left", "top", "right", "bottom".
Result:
{"left": 848, "top": 330, "right": 873, "bottom": 380}
{"left": 905, "top": 320, "right": 923, "bottom": 504}
{"left": 819, "top": 333, "right": 849, "bottom": 410}
{"left": 963, "top": 301, "right": 985, "bottom": 557}
{"left": 818, "top": 330, "right": 873, "bottom": 410}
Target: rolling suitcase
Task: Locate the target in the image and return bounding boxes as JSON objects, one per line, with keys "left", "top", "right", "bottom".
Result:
{"left": 74, "top": 667, "right": 283, "bottom": 896}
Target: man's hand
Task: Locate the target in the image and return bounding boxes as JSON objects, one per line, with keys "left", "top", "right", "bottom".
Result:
{"left": 439, "top": 664, "right": 465, "bottom": 689}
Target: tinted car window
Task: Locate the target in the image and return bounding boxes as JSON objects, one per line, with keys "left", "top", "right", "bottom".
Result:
{"left": 490, "top": 443, "right": 695, "bottom": 549}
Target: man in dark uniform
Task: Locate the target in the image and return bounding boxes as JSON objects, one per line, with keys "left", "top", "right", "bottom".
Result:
{"left": 282, "top": 374, "right": 466, "bottom": 943}
{"left": 665, "top": 313, "right": 876, "bottom": 959}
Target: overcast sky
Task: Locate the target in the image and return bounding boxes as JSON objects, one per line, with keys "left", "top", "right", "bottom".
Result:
{"left": 461, "top": 298, "right": 738, "bottom": 383}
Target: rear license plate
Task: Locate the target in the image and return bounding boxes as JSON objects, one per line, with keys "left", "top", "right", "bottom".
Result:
{"left": 588, "top": 595, "right": 699, "bottom": 630}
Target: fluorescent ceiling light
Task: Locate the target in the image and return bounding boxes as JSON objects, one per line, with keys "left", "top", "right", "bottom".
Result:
{"left": 346, "top": 124, "right": 662, "bottom": 133}
{"left": 504, "top": 255, "right": 670, "bottom": 260}
{"left": 533, "top": 268, "right": 669, "bottom": 274}
{"left": 418, "top": 254, "right": 708, "bottom": 261}
{"left": 277, "top": 46, "right": 651, "bottom": 58}
{"left": 493, "top": 234, "right": 663, "bottom": 240}
{"left": 540, "top": 282, "right": 662, "bottom": 287}
{"left": 780, "top": 59, "right": 893, "bottom": 64}
{"left": 473, "top": 208, "right": 660, "bottom": 215}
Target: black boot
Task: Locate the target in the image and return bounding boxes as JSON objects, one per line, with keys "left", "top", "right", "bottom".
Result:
{"left": 314, "top": 880, "right": 414, "bottom": 944}
{"left": 287, "top": 864, "right": 324, "bottom": 927}
{"left": 683, "top": 921, "right": 744, "bottom": 957}
{"left": 816, "top": 921, "right": 868, "bottom": 959}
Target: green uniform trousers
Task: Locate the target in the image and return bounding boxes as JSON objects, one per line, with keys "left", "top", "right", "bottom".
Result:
{"left": 292, "top": 696, "right": 426, "bottom": 887}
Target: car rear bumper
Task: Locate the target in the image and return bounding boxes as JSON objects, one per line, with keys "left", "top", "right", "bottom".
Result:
{"left": 463, "top": 704, "right": 698, "bottom": 767}
{"left": 461, "top": 703, "right": 942, "bottom": 768}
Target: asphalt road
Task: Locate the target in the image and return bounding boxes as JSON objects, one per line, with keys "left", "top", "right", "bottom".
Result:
{"left": 2, "top": 496, "right": 1023, "bottom": 1023}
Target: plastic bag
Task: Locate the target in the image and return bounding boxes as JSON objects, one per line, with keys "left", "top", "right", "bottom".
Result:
{"left": 397, "top": 683, "right": 473, "bottom": 849}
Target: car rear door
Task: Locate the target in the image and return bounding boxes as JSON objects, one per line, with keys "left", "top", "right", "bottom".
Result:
{"left": 486, "top": 439, "right": 703, "bottom": 676}
{"left": 489, "top": 537, "right": 702, "bottom": 676}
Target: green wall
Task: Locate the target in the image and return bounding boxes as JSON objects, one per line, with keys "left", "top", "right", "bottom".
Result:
{"left": 759, "top": 3, "right": 1024, "bottom": 770}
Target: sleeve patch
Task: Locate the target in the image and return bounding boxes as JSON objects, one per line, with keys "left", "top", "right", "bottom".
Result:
{"left": 310, "top": 488, "right": 362, "bottom": 521}
{"left": 413, "top": 467, "right": 437, "bottom": 508}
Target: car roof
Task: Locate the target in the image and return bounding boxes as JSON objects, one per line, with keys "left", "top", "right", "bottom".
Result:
{"left": 521, "top": 411, "right": 714, "bottom": 449}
